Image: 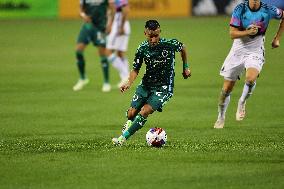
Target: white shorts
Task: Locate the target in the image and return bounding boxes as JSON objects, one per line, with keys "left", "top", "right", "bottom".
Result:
{"left": 220, "top": 51, "right": 265, "bottom": 81}
{"left": 106, "top": 13, "right": 130, "bottom": 52}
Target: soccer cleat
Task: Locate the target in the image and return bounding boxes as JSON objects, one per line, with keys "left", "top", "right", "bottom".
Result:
{"left": 122, "top": 120, "right": 132, "bottom": 134}
{"left": 214, "top": 118, "right": 225, "bottom": 129}
{"left": 112, "top": 136, "right": 126, "bottom": 146}
{"left": 102, "top": 83, "right": 111, "bottom": 92}
{"left": 73, "top": 79, "right": 89, "bottom": 91}
{"left": 236, "top": 101, "right": 246, "bottom": 121}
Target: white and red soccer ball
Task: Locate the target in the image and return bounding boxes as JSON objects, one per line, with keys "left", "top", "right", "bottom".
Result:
{"left": 146, "top": 127, "right": 167, "bottom": 147}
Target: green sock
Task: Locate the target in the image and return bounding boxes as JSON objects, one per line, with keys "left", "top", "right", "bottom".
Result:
{"left": 76, "top": 51, "right": 85, "bottom": 79}
{"left": 100, "top": 56, "right": 109, "bottom": 83}
{"left": 122, "top": 114, "right": 147, "bottom": 139}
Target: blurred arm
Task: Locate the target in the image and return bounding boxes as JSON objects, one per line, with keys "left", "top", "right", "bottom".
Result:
{"left": 79, "top": 5, "right": 91, "bottom": 23}
{"left": 229, "top": 26, "right": 259, "bottom": 39}
{"left": 272, "top": 12, "right": 284, "bottom": 48}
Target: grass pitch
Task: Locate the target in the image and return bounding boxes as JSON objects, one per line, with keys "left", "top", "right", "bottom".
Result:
{"left": 0, "top": 17, "right": 283, "bottom": 189}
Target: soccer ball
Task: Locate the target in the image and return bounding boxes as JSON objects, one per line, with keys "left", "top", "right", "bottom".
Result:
{"left": 146, "top": 127, "right": 167, "bottom": 147}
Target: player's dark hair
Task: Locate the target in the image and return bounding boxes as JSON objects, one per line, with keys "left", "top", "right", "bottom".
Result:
{"left": 145, "top": 20, "right": 160, "bottom": 30}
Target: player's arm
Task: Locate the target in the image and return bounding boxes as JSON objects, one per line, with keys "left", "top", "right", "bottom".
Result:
{"left": 79, "top": 4, "right": 91, "bottom": 23}
{"left": 229, "top": 26, "right": 259, "bottom": 39}
{"left": 119, "top": 4, "right": 130, "bottom": 35}
{"left": 120, "top": 46, "right": 143, "bottom": 93}
{"left": 120, "top": 70, "right": 139, "bottom": 93}
{"left": 180, "top": 45, "right": 191, "bottom": 79}
{"left": 272, "top": 11, "right": 284, "bottom": 48}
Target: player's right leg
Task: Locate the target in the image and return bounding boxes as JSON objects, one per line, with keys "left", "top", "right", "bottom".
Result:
{"left": 73, "top": 24, "right": 91, "bottom": 91}
{"left": 116, "top": 51, "right": 129, "bottom": 88}
{"left": 112, "top": 85, "right": 148, "bottom": 146}
{"left": 214, "top": 80, "right": 235, "bottom": 129}
{"left": 106, "top": 33, "right": 130, "bottom": 88}
{"left": 112, "top": 105, "right": 153, "bottom": 146}
{"left": 113, "top": 86, "right": 173, "bottom": 145}
{"left": 97, "top": 46, "right": 111, "bottom": 92}
{"left": 115, "top": 31, "right": 131, "bottom": 87}
{"left": 236, "top": 68, "right": 258, "bottom": 121}
{"left": 112, "top": 107, "right": 144, "bottom": 146}
{"left": 105, "top": 48, "right": 128, "bottom": 85}
{"left": 73, "top": 43, "right": 89, "bottom": 91}
{"left": 236, "top": 53, "right": 263, "bottom": 121}
{"left": 215, "top": 51, "right": 243, "bottom": 128}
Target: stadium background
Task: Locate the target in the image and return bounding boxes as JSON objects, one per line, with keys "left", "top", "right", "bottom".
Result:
{"left": 0, "top": 0, "right": 284, "bottom": 189}
{"left": 1, "top": 0, "right": 283, "bottom": 18}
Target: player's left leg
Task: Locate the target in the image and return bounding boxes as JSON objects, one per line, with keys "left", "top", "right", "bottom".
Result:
{"left": 98, "top": 46, "right": 111, "bottom": 92}
{"left": 112, "top": 85, "right": 172, "bottom": 146}
{"left": 112, "top": 84, "right": 148, "bottom": 145}
{"left": 112, "top": 104, "right": 153, "bottom": 145}
{"left": 91, "top": 28, "right": 111, "bottom": 92}
{"left": 214, "top": 80, "right": 236, "bottom": 129}
{"left": 236, "top": 68, "right": 258, "bottom": 121}
{"left": 123, "top": 105, "right": 153, "bottom": 138}
{"left": 215, "top": 51, "right": 244, "bottom": 128}
{"left": 73, "top": 24, "right": 91, "bottom": 91}
{"left": 117, "top": 89, "right": 172, "bottom": 143}
{"left": 236, "top": 53, "right": 264, "bottom": 121}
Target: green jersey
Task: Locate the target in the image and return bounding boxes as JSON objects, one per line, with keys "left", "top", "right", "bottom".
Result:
{"left": 80, "top": 0, "right": 109, "bottom": 31}
{"left": 133, "top": 38, "right": 183, "bottom": 92}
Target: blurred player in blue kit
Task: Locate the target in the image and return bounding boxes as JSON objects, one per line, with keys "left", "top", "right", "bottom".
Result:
{"left": 214, "top": 0, "right": 284, "bottom": 128}
{"left": 105, "top": 0, "right": 131, "bottom": 88}
{"left": 112, "top": 20, "right": 191, "bottom": 145}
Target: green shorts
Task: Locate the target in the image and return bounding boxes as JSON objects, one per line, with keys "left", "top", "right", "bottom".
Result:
{"left": 77, "top": 23, "right": 106, "bottom": 46}
{"left": 131, "top": 84, "right": 173, "bottom": 112}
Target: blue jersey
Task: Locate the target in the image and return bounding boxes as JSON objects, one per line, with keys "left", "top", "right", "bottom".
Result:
{"left": 230, "top": 1, "right": 283, "bottom": 35}
{"left": 112, "top": 0, "right": 128, "bottom": 11}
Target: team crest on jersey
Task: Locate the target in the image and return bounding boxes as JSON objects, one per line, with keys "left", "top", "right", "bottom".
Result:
{"left": 132, "top": 94, "right": 138, "bottom": 101}
{"left": 162, "top": 50, "right": 168, "bottom": 57}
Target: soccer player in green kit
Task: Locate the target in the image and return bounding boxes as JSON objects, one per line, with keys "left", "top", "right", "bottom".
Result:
{"left": 112, "top": 20, "right": 191, "bottom": 145}
{"left": 73, "top": 0, "right": 113, "bottom": 92}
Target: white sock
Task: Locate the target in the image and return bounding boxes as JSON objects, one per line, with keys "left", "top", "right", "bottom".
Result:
{"left": 218, "top": 90, "right": 231, "bottom": 120}
{"left": 108, "top": 54, "right": 126, "bottom": 80}
{"left": 121, "top": 58, "right": 130, "bottom": 79}
{"left": 239, "top": 82, "right": 256, "bottom": 104}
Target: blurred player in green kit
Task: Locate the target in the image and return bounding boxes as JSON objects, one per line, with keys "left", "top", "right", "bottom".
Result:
{"left": 73, "top": 0, "right": 113, "bottom": 92}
